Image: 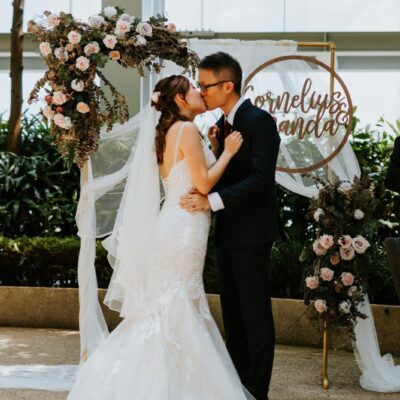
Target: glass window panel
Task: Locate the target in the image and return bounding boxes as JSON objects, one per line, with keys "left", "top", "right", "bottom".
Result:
{"left": 165, "top": 0, "right": 400, "bottom": 32}
{"left": 0, "top": 0, "right": 101, "bottom": 33}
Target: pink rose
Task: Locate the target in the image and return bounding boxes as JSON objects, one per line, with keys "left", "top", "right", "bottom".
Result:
{"left": 67, "top": 30, "right": 81, "bottom": 44}
{"left": 352, "top": 235, "right": 370, "bottom": 254}
{"left": 116, "top": 19, "right": 131, "bottom": 33}
{"left": 84, "top": 42, "right": 100, "bottom": 56}
{"left": 39, "top": 42, "right": 52, "bottom": 56}
{"left": 167, "top": 23, "right": 176, "bottom": 33}
{"left": 76, "top": 56, "right": 90, "bottom": 71}
{"left": 42, "top": 106, "right": 54, "bottom": 120}
{"left": 338, "top": 235, "right": 352, "bottom": 249}
{"left": 314, "top": 300, "right": 327, "bottom": 313}
{"left": 52, "top": 91, "right": 67, "bottom": 105}
{"left": 312, "top": 239, "right": 327, "bottom": 256}
{"left": 339, "top": 246, "right": 355, "bottom": 261}
{"left": 53, "top": 113, "right": 72, "bottom": 129}
{"left": 47, "top": 14, "right": 60, "bottom": 28}
{"left": 319, "top": 234, "right": 334, "bottom": 250}
{"left": 341, "top": 272, "right": 355, "bottom": 287}
{"left": 305, "top": 276, "right": 319, "bottom": 290}
{"left": 320, "top": 267, "right": 334, "bottom": 282}
{"left": 76, "top": 102, "right": 90, "bottom": 114}
{"left": 103, "top": 34, "right": 117, "bottom": 49}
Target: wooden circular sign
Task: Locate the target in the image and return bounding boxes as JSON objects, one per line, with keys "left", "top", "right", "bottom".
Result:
{"left": 243, "top": 55, "right": 353, "bottom": 174}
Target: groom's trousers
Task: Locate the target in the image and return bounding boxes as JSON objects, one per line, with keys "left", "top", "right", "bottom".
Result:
{"left": 216, "top": 242, "right": 275, "bottom": 400}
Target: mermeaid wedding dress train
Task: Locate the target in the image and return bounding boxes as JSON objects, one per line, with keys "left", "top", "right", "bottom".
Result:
{"left": 67, "top": 122, "right": 254, "bottom": 399}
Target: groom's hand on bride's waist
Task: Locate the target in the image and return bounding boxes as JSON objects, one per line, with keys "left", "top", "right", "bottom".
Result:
{"left": 179, "top": 189, "right": 211, "bottom": 212}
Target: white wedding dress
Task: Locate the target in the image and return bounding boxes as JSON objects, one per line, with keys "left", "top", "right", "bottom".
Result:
{"left": 67, "top": 122, "right": 254, "bottom": 399}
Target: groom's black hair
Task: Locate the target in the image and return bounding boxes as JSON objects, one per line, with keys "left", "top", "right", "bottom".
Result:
{"left": 198, "top": 52, "right": 242, "bottom": 96}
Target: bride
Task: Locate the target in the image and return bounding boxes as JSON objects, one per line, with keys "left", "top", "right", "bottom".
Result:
{"left": 67, "top": 74, "right": 254, "bottom": 399}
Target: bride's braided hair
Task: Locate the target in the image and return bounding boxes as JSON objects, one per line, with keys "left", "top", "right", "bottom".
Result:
{"left": 152, "top": 75, "right": 190, "bottom": 164}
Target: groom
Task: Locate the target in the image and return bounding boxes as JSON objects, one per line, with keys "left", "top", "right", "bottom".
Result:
{"left": 180, "top": 52, "right": 282, "bottom": 400}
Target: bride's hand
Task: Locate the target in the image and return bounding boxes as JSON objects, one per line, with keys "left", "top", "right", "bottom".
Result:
{"left": 208, "top": 125, "right": 220, "bottom": 150}
{"left": 224, "top": 131, "right": 243, "bottom": 156}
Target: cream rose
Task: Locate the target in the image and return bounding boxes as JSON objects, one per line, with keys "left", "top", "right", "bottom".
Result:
{"left": 352, "top": 235, "right": 370, "bottom": 254}
{"left": 339, "top": 301, "right": 351, "bottom": 314}
{"left": 54, "top": 47, "right": 68, "bottom": 61}
{"left": 76, "top": 56, "right": 90, "bottom": 71}
{"left": 136, "top": 22, "right": 153, "bottom": 37}
{"left": 338, "top": 181, "right": 352, "bottom": 194}
{"left": 76, "top": 102, "right": 90, "bottom": 114}
{"left": 67, "top": 30, "right": 81, "bottom": 44}
{"left": 339, "top": 246, "right": 355, "bottom": 261}
{"left": 338, "top": 235, "right": 353, "bottom": 249}
{"left": 136, "top": 35, "right": 147, "bottom": 46}
{"left": 319, "top": 234, "right": 334, "bottom": 250}
{"left": 47, "top": 14, "right": 60, "bottom": 28}
{"left": 341, "top": 272, "right": 355, "bottom": 287}
{"left": 314, "top": 300, "right": 327, "bottom": 313}
{"left": 305, "top": 276, "right": 319, "bottom": 290}
{"left": 103, "top": 34, "right": 117, "bottom": 49}
{"left": 84, "top": 42, "right": 100, "bottom": 56}
{"left": 354, "top": 209, "right": 365, "bottom": 220}
{"left": 104, "top": 6, "right": 117, "bottom": 18}
{"left": 39, "top": 42, "right": 52, "bottom": 56}
{"left": 312, "top": 239, "right": 327, "bottom": 256}
{"left": 71, "top": 79, "right": 84, "bottom": 92}
{"left": 52, "top": 91, "right": 67, "bottom": 105}
{"left": 320, "top": 267, "right": 334, "bottom": 282}
{"left": 88, "top": 15, "right": 106, "bottom": 28}
{"left": 313, "top": 208, "right": 325, "bottom": 222}
{"left": 119, "top": 13, "right": 135, "bottom": 23}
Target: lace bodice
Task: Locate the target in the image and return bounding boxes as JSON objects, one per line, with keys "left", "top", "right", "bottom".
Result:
{"left": 156, "top": 122, "right": 216, "bottom": 320}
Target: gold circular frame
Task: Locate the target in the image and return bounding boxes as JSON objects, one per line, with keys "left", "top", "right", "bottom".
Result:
{"left": 243, "top": 55, "right": 353, "bottom": 174}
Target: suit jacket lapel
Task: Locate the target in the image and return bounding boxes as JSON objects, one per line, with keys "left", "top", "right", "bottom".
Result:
{"left": 232, "top": 99, "right": 252, "bottom": 129}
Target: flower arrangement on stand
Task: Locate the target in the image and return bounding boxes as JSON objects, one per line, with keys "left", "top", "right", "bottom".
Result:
{"left": 303, "top": 176, "right": 378, "bottom": 337}
{"left": 302, "top": 176, "right": 377, "bottom": 389}
{"left": 27, "top": 7, "right": 199, "bottom": 168}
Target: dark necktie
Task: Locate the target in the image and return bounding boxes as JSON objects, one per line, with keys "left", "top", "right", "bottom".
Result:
{"left": 224, "top": 118, "right": 232, "bottom": 138}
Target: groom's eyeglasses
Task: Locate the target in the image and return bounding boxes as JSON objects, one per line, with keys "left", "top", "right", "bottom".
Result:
{"left": 196, "top": 80, "right": 231, "bottom": 92}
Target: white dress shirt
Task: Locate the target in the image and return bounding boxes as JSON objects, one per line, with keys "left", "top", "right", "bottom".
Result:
{"left": 208, "top": 97, "right": 246, "bottom": 212}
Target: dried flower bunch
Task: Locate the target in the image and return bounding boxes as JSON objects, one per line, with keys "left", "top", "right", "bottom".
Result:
{"left": 27, "top": 7, "right": 199, "bottom": 168}
{"left": 303, "top": 176, "right": 378, "bottom": 337}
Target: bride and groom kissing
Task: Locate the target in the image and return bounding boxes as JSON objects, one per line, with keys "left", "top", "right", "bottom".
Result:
{"left": 68, "top": 52, "right": 282, "bottom": 400}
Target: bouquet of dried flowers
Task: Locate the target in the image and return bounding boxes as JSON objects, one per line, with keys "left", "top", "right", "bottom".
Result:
{"left": 303, "top": 176, "right": 378, "bottom": 337}
{"left": 27, "top": 7, "right": 199, "bottom": 168}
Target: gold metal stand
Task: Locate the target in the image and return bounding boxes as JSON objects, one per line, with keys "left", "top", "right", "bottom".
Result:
{"left": 322, "top": 320, "right": 329, "bottom": 389}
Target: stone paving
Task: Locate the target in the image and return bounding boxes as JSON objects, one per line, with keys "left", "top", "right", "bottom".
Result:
{"left": 0, "top": 327, "right": 399, "bottom": 400}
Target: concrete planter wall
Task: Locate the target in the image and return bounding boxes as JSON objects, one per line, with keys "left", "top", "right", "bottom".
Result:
{"left": 0, "top": 286, "right": 399, "bottom": 355}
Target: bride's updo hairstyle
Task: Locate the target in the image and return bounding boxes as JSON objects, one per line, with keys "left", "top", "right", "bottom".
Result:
{"left": 151, "top": 75, "right": 191, "bottom": 164}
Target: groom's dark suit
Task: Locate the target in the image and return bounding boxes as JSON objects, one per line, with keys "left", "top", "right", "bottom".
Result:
{"left": 213, "top": 99, "right": 281, "bottom": 400}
